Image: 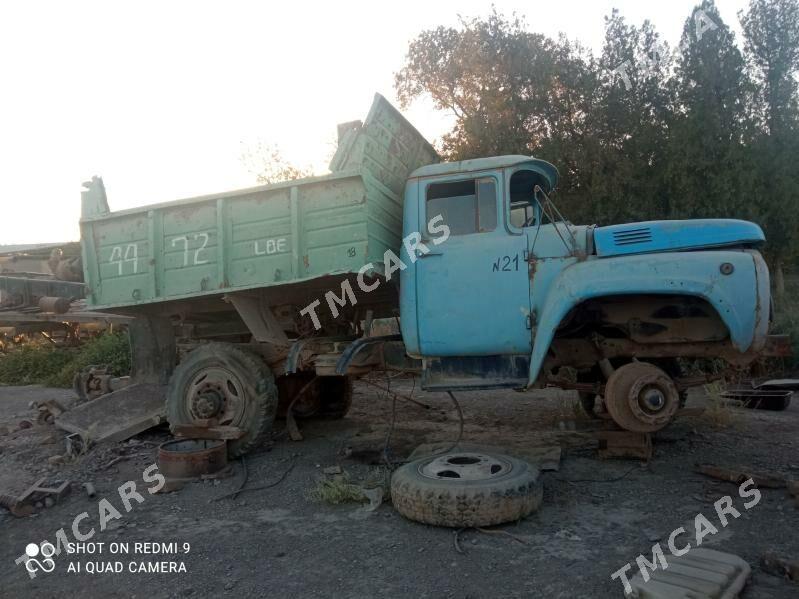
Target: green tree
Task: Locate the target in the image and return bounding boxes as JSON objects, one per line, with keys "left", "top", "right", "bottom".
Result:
{"left": 394, "top": 11, "right": 600, "bottom": 221}
{"left": 575, "top": 11, "right": 675, "bottom": 224}
{"left": 240, "top": 142, "right": 314, "bottom": 185}
{"left": 395, "top": 12, "right": 598, "bottom": 158}
{"left": 669, "top": 1, "right": 753, "bottom": 220}
{"left": 741, "top": 0, "right": 799, "bottom": 296}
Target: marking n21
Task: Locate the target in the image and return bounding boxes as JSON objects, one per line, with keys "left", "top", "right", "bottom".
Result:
{"left": 492, "top": 254, "right": 520, "bottom": 272}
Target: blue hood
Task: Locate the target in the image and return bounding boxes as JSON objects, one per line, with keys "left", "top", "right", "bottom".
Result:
{"left": 594, "top": 219, "right": 765, "bottom": 257}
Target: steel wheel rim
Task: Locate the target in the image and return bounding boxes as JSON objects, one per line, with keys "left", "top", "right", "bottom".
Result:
{"left": 419, "top": 453, "right": 512, "bottom": 481}
{"left": 186, "top": 366, "right": 245, "bottom": 425}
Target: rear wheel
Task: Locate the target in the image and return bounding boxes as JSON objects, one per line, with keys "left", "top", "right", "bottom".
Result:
{"left": 605, "top": 362, "right": 680, "bottom": 433}
{"left": 166, "top": 343, "right": 278, "bottom": 458}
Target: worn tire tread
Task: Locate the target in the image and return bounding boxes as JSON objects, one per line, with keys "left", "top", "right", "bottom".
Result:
{"left": 390, "top": 453, "right": 542, "bottom": 528}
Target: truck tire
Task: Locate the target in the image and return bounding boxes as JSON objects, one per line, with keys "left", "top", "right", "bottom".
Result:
{"left": 166, "top": 343, "right": 278, "bottom": 458}
{"left": 605, "top": 362, "right": 680, "bottom": 433}
{"left": 391, "top": 451, "right": 543, "bottom": 528}
{"left": 317, "top": 376, "right": 353, "bottom": 419}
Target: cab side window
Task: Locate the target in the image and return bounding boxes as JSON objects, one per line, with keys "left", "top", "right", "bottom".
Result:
{"left": 426, "top": 178, "right": 497, "bottom": 236}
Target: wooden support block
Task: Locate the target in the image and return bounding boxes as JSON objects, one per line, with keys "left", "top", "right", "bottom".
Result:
{"left": 595, "top": 431, "right": 652, "bottom": 460}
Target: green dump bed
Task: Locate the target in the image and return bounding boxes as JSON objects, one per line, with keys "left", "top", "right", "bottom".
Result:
{"left": 80, "top": 94, "right": 438, "bottom": 310}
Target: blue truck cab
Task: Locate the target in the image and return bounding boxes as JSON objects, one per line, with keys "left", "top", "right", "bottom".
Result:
{"left": 400, "top": 155, "right": 770, "bottom": 432}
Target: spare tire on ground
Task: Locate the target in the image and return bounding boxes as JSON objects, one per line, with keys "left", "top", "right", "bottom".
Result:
{"left": 390, "top": 451, "right": 543, "bottom": 528}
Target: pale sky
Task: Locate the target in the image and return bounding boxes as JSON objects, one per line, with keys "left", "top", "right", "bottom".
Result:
{"left": 0, "top": 0, "right": 749, "bottom": 244}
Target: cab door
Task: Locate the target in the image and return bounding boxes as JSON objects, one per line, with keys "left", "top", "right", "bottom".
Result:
{"left": 415, "top": 172, "right": 532, "bottom": 356}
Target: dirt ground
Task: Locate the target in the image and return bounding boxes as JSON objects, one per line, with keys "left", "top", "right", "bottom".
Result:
{"left": 0, "top": 378, "right": 798, "bottom": 598}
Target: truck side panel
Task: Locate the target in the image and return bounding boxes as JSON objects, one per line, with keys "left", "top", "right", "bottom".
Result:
{"left": 82, "top": 94, "right": 439, "bottom": 312}
{"left": 83, "top": 174, "right": 373, "bottom": 309}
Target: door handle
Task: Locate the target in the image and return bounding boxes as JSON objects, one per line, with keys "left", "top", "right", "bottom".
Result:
{"left": 417, "top": 250, "right": 442, "bottom": 258}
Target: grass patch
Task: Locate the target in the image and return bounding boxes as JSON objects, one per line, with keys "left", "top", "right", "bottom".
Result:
{"left": 0, "top": 333, "right": 130, "bottom": 388}
{"left": 308, "top": 474, "right": 367, "bottom": 505}
{"left": 700, "top": 381, "right": 740, "bottom": 429}
{"left": 0, "top": 343, "right": 74, "bottom": 385}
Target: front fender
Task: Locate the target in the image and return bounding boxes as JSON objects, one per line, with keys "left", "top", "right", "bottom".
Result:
{"left": 528, "top": 250, "right": 770, "bottom": 386}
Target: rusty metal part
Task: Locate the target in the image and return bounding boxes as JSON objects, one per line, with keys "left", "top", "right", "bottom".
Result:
{"left": 171, "top": 424, "right": 245, "bottom": 440}
{"left": 604, "top": 362, "right": 680, "bottom": 433}
{"left": 596, "top": 431, "right": 653, "bottom": 460}
{"left": 38, "top": 296, "right": 71, "bottom": 314}
{"left": 545, "top": 338, "right": 761, "bottom": 374}
{"left": 594, "top": 295, "right": 729, "bottom": 344}
{"left": 184, "top": 366, "right": 245, "bottom": 424}
{"left": 18, "top": 478, "right": 71, "bottom": 505}
{"left": 65, "top": 433, "right": 84, "bottom": 457}
{"left": 48, "top": 248, "right": 84, "bottom": 282}
{"left": 696, "top": 464, "right": 786, "bottom": 488}
{"left": 0, "top": 494, "right": 34, "bottom": 517}
{"left": 157, "top": 439, "right": 228, "bottom": 481}
{"left": 36, "top": 399, "right": 66, "bottom": 424}
{"left": 761, "top": 552, "right": 799, "bottom": 581}
{"left": 285, "top": 377, "right": 319, "bottom": 442}
{"left": 2, "top": 478, "right": 72, "bottom": 517}
{"left": 0, "top": 274, "right": 85, "bottom": 312}
{"left": 73, "top": 365, "right": 131, "bottom": 402}
{"left": 277, "top": 374, "right": 322, "bottom": 418}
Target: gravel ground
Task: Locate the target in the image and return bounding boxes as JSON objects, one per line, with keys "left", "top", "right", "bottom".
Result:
{"left": 0, "top": 379, "right": 798, "bottom": 598}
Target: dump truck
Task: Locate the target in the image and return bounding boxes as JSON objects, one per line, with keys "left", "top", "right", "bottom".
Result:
{"left": 73, "top": 94, "right": 775, "bottom": 456}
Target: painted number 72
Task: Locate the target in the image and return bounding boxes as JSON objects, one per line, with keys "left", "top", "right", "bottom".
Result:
{"left": 172, "top": 233, "right": 210, "bottom": 267}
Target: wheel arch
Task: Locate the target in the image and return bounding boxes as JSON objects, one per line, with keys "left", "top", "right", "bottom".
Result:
{"left": 527, "top": 251, "right": 769, "bottom": 386}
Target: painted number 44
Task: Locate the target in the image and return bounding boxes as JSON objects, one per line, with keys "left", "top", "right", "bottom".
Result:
{"left": 109, "top": 244, "right": 139, "bottom": 275}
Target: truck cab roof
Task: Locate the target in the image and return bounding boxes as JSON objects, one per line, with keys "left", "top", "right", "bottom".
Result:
{"left": 409, "top": 155, "right": 559, "bottom": 191}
